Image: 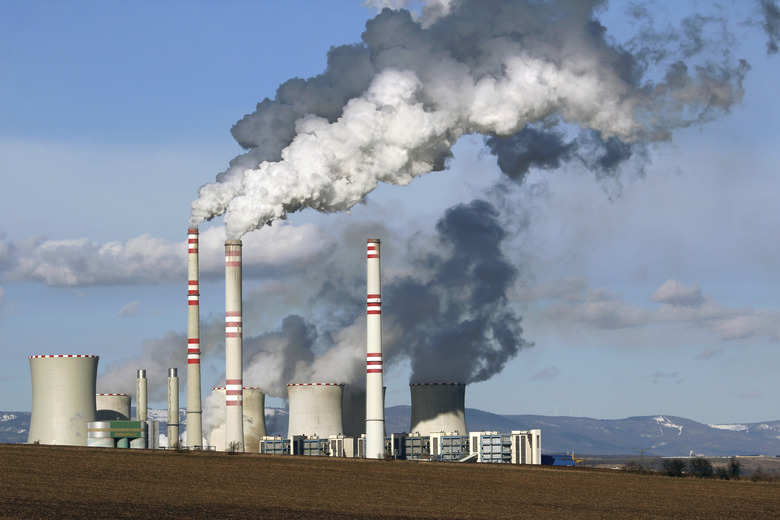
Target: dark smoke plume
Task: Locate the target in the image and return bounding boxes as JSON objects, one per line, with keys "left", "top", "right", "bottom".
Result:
{"left": 386, "top": 199, "right": 532, "bottom": 383}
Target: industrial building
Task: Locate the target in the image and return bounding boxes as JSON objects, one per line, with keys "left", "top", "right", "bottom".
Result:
{"left": 25, "top": 233, "right": 541, "bottom": 464}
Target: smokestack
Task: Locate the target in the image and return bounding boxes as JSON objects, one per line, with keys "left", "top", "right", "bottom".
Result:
{"left": 136, "top": 369, "right": 147, "bottom": 421}
{"left": 167, "top": 368, "right": 179, "bottom": 448}
{"left": 409, "top": 383, "right": 467, "bottom": 436}
{"left": 208, "top": 386, "right": 267, "bottom": 452}
{"left": 365, "top": 238, "right": 385, "bottom": 458}
{"left": 287, "top": 383, "right": 344, "bottom": 438}
{"left": 186, "top": 228, "right": 203, "bottom": 448}
{"left": 96, "top": 393, "right": 131, "bottom": 421}
{"left": 225, "top": 240, "right": 244, "bottom": 451}
{"left": 27, "top": 354, "right": 99, "bottom": 446}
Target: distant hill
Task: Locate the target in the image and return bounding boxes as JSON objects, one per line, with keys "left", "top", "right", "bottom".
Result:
{"left": 4, "top": 408, "right": 779, "bottom": 457}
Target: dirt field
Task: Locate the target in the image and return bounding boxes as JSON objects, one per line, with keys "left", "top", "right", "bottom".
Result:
{"left": 2, "top": 444, "right": 779, "bottom": 519}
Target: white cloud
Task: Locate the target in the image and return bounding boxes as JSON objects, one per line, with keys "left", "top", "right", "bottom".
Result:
{"left": 533, "top": 278, "right": 780, "bottom": 342}
{"left": 0, "top": 222, "right": 334, "bottom": 287}
{"left": 118, "top": 301, "right": 141, "bottom": 317}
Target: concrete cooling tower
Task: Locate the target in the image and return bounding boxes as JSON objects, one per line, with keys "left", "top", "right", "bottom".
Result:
{"left": 96, "top": 393, "right": 131, "bottom": 421}
{"left": 341, "top": 386, "right": 366, "bottom": 439}
{"left": 28, "top": 354, "right": 99, "bottom": 446}
{"left": 287, "top": 383, "right": 344, "bottom": 438}
{"left": 208, "top": 387, "right": 267, "bottom": 452}
{"left": 409, "top": 383, "right": 467, "bottom": 435}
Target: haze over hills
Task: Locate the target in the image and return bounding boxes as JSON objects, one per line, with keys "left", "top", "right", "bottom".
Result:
{"left": 4, "top": 407, "right": 779, "bottom": 457}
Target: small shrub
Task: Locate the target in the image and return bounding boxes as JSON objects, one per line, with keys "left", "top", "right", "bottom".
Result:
{"left": 716, "top": 467, "right": 730, "bottom": 480}
{"left": 227, "top": 441, "right": 243, "bottom": 455}
{"left": 623, "top": 461, "right": 654, "bottom": 474}
{"left": 689, "top": 457, "right": 714, "bottom": 478}
{"left": 750, "top": 467, "right": 775, "bottom": 482}
{"left": 662, "top": 458, "right": 686, "bottom": 477}
{"left": 728, "top": 457, "right": 741, "bottom": 479}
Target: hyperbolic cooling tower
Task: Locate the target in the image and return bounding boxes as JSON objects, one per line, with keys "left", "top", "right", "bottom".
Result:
{"left": 409, "top": 383, "right": 467, "bottom": 435}
{"left": 28, "top": 354, "right": 99, "bottom": 445}
{"left": 341, "top": 386, "right": 366, "bottom": 439}
{"left": 208, "top": 386, "right": 267, "bottom": 452}
{"left": 365, "top": 238, "right": 385, "bottom": 458}
{"left": 96, "top": 393, "right": 131, "bottom": 421}
{"left": 225, "top": 239, "right": 244, "bottom": 451}
{"left": 136, "top": 369, "right": 147, "bottom": 421}
{"left": 287, "top": 383, "right": 344, "bottom": 438}
{"left": 186, "top": 227, "right": 203, "bottom": 447}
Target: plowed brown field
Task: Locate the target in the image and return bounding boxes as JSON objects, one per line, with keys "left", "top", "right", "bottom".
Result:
{"left": 1, "top": 444, "right": 779, "bottom": 519}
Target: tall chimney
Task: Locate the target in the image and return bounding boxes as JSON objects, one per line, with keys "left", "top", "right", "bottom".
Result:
{"left": 167, "top": 368, "right": 179, "bottom": 448}
{"left": 225, "top": 240, "right": 244, "bottom": 451}
{"left": 186, "top": 228, "right": 203, "bottom": 448}
{"left": 365, "top": 238, "right": 385, "bottom": 459}
{"left": 136, "top": 369, "right": 147, "bottom": 421}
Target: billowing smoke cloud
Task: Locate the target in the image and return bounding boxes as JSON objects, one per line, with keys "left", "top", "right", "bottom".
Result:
{"left": 200, "top": 198, "right": 529, "bottom": 402}
{"left": 386, "top": 199, "right": 531, "bottom": 383}
{"left": 191, "top": 0, "right": 750, "bottom": 239}
{"left": 760, "top": 0, "right": 780, "bottom": 54}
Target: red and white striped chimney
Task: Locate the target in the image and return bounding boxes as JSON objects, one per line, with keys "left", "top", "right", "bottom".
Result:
{"left": 365, "top": 238, "right": 385, "bottom": 459}
{"left": 225, "top": 240, "right": 244, "bottom": 451}
{"left": 186, "top": 228, "right": 203, "bottom": 448}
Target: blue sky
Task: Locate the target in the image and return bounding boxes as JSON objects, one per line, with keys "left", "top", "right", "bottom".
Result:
{"left": 1, "top": 0, "right": 779, "bottom": 426}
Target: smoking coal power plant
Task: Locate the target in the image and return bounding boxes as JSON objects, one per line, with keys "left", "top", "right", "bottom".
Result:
{"left": 18, "top": 0, "right": 780, "bottom": 467}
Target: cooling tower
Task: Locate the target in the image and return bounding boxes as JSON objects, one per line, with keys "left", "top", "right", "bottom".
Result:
{"left": 287, "top": 383, "right": 344, "bottom": 438}
{"left": 365, "top": 238, "right": 385, "bottom": 459}
{"left": 136, "top": 369, "right": 147, "bottom": 421}
{"left": 96, "top": 393, "right": 131, "bottom": 421}
{"left": 186, "top": 227, "right": 203, "bottom": 447}
{"left": 208, "top": 386, "right": 267, "bottom": 452}
{"left": 28, "top": 355, "right": 99, "bottom": 446}
{"left": 341, "top": 386, "right": 366, "bottom": 439}
{"left": 167, "top": 368, "right": 179, "bottom": 447}
{"left": 409, "top": 383, "right": 467, "bottom": 435}
{"left": 225, "top": 239, "right": 244, "bottom": 451}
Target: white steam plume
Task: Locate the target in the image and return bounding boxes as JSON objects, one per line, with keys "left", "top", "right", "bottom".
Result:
{"left": 191, "top": 0, "right": 750, "bottom": 239}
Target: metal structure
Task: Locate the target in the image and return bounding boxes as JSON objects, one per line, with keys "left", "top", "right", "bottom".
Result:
{"left": 136, "top": 369, "right": 147, "bottom": 421}
{"left": 365, "top": 238, "right": 385, "bottom": 459}
{"left": 409, "top": 383, "right": 467, "bottom": 436}
{"left": 167, "top": 368, "right": 179, "bottom": 447}
{"left": 186, "top": 227, "right": 203, "bottom": 447}
{"left": 287, "top": 383, "right": 345, "bottom": 439}
{"left": 208, "top": 386, "right": 267, "bottom": 452}
{"left": 96, "top": 393, "right": 131, "bottom": 421}
{"left": 225, "top": 239, "right": 244, "bottom": 451}
{"left": 27, "top": 354, "right": 99, "bottom": 446}
{"left": 87, "top": 420, "right": 147, "bottom": 449}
